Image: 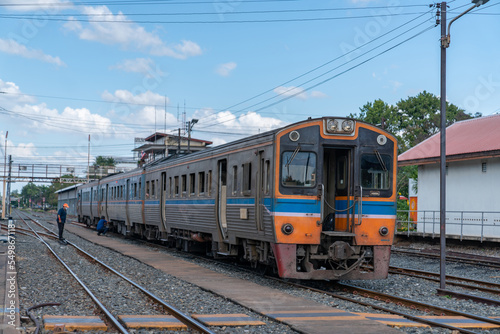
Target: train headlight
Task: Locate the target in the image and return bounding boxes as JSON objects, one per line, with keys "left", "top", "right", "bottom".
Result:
{"left": 325, "top": 118, "right": 355, "bottom": 135}
{"left": 342, "top": 120, "right": 354, "bottom": 132}
{"left": 379, "top": 226, "right": 389, "bottom": 236}
{"left": 326, "top": 119, "right": 339, "bottom": 132}
{"left": 282, "top": 223, "right": 294, "bottom": 235}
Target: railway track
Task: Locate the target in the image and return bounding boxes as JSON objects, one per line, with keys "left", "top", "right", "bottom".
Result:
{"left": 13, "top": 209, "right": 214, "bottom": 334}
{"left": 108, "top": 230, "right": 500, "bottom": 333}
{"left": 392, "top": 247, "right": 500, "bottom": 269}
{"left": 388, "top": 266, "right": 500, "bottom": 304}
{"left": 16, "top": 210, "right": 500, "bottom": 334}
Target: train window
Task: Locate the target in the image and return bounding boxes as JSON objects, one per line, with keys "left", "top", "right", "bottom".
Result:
{"left": 264, "top": 160, "right": 270, "bottom": 195}
{"left": 232, "top": 166, "right": 238, "bottom": 195}
{"left": 169, "top": 177, "right": 172, "bottom": 197}
{"left": 242, "top": 163, "right": 252, "bottom": 194}
{"left": 198, "top": 172, "right": 205, "bottom": 195}
{"left": 181, "top": 175, "right": 187, "bottom": 196}
{"left": 337, "top": 156, "right": 347, "bottom": 191}
{"left": 360, "top": 153, "right": 391, "bottom": 190}
{"left": 174, "top": 176, "right": 179, "bottom": 196}
{"left": 134, "top": 183, "right": 137, "bottom": 198}
{"left": 151, "top": 181, "right": 155, "bottom": 198}
{"left": 189, "top": 173, "right": 195, "bottom": 195}
{"left": 281, "top": 151, "right": 317, "bottom": 187}
{"left": 207, "top": 170, "right": 212, "bottom": 196}
{"left": 146, "top": 181, "right": 150, "bottom": 198}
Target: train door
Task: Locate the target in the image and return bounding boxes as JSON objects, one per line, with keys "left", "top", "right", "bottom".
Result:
{"left": 217, "top": 159, "right": 228, "bottom": 240}
{"left": 104, "top": 184, "right": 109, "bottom": 219}
{"left": 256, "top": 152, "right": 264, "bottom": 232}
{"left": 77, "top": 190, "right": 82, "bottom": 223}
{"left": 322, "top": 148, "right": 353, "bottom": 233}
{"left": 125, "top": 179, "right": 130, "bottom": 227}
{"left": 90, "top": 187, "right": 94, "bottom": 218}
{"left": 160, "top": 172, "right": 167, "bottom": 231}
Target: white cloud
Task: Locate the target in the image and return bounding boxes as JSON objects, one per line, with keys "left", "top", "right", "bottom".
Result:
{"left": 11, "top": 103, "right": 116, "bottom": 135}
{"left": 101, "top": 89, "right": 169, "bottom": 106}
{"left": 0, "top": 132, "right": 38, "bottom": 159}
{"left": 310, "top": 91, "right": 328, "bottom": 98}
{"left": 110, "top": 58, "right": 165, "bottom": 78}
{"left": 0, "top": 38, "right": 65, "bottom": 66}
{"left": 215, "top": 62, "right": 237, "bottom": 77}
{"left": 0, "top": 0, "right": 72, "bottom": 12}
{"left": 273, "top": 86, "right": 327, "bottom": 100}
{"left": 123, "top": 106, "right": 178, "bottom": 127}
{"left": 191, "top": 108, "right": 285, "bottom": 146}
{"left": 64, "top": 6, "right": 202, "bottom": 59}
{"left": 0, "top": 79, "right": 36, "bottom": 104}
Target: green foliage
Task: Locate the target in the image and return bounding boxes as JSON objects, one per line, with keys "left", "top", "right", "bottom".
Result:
{"left": 94, "top": 156, "right": 116, "bottom": 167}
{"left": 18, "top": 174, "right": 75, "bottom": 208}
{"left": 396, "top": 91, "right": 475, "bottom": 151}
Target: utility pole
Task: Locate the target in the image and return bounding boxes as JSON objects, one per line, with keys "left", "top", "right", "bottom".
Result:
{"left": 177, "top": 128, "right": 181, "bottom": 155}
{"left": 87, "top": 134, "right": 90, "bottom": 183}
{"left": 6, "top": 155, "right": 12, "bottom": 217}
{"left": 186, "top": 119, "right": 199, "bottom": 154}
{"left": 2, "top": 131, "right": 8, "bottom": 220}
{"left": 439, "top": 0, "right": 447, "bottom": 291}
{"left": 437, "top": 0, "right": 489, "bottom": 290}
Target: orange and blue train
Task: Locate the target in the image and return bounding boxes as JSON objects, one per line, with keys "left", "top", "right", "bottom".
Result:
{"left": 77, "top": 117, "right": 398, "bottom": 280}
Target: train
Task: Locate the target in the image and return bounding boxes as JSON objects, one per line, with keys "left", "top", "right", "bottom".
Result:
{"left": 76, "top": 117, "right": 398, "bottom": 280}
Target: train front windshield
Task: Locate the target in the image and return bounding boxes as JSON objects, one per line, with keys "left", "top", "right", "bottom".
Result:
{"left": 281, "top": 151, "right": 317, "bottom": 187}
{"left": 360, "top": 153, "right": 392, "bottom": 190}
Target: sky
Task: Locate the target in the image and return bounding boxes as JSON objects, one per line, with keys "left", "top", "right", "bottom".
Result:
{"left": 0, "top": 0, "right": 499, "bottom": 191}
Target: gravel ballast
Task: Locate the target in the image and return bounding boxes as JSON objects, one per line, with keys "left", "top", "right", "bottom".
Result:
{"left": 14, "top": 212, "right": 500, "bottom": 334}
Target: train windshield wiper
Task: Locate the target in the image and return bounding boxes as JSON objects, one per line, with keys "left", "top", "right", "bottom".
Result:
{"left": 374, "top": 150, "right": 387, "bottom": 172}
{"left": 286, "top": 145, "right": 301, "bottom": 168}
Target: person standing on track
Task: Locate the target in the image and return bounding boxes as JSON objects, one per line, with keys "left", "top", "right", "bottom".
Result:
{"left": 57, "top": 203, "right": 69, "bottom": 241}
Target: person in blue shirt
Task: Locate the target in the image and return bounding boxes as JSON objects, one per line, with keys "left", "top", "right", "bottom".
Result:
{"left": 57, "top": 203, "right": 69, "bottom": 241}
{"left": 97, "top": 216, "right": 108, "bottom": 236}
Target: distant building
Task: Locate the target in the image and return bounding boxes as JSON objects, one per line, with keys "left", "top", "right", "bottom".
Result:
{"left": 398, "top": 114, "right": 500, "bottom": 240}
{"left": 55, "top": 184, "right": 80, "bottom": 216}
{"left": 132, "top": 132, "right": 213, "bottom": 164}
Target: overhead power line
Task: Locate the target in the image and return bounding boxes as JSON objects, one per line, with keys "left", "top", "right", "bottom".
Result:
{"left": 0, "top": 11, "right": 431, "bottom": 24}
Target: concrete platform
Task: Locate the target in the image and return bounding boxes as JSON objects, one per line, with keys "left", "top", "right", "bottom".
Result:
{"left": 118, "top": 314, "right": 187, "bottom": 330}
{"left": 65, "top": 224, "right": 401, "bottom": 334}
{"left": 192, "top": 313, "right": 266, "bottom": 326}
{"left": 43, "top": 315, "right": 107, "bottom": 331}
{"left": 357, "top": 313, "right": 500, "bottom": 329}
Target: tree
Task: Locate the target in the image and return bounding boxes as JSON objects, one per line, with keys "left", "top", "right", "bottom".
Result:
{"left": 349, "top": 99, "right": 400, "bottom": 135}
{"left": 47, "top": 175, "right": 75, "bottom": 208}
{"left": 396, "top": 91, "right": 476, "bottom": 151}
{"left": 94, "top": 156, "right": 116, "bottom": 167}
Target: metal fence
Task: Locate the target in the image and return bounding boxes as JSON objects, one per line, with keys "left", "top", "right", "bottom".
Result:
{"left": 396, "top": 210, "right": 500, "bottom": 242}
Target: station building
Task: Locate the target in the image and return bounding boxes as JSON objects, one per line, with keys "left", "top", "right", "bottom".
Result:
{"left": 398, "top": 114, "right": 500, "bottom": 241}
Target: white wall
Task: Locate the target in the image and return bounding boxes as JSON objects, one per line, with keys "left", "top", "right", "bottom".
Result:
{"left": 416, "top": 157, "right": 500, "bottom": 238}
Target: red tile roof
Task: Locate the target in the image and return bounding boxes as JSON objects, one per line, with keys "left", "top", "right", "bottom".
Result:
{"left": 398, "top": 114, "right": 500, "bottom": 166}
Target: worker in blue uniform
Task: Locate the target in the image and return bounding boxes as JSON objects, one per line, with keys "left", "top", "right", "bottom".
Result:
{"left": 57, "top": 203, "right": 69, "bottom": 241}
{"left": 97, "top": 216, "right": 108, "bottom": 236}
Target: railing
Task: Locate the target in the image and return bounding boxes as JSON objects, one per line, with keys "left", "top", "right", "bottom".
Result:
{"left": 397, "top": 209, "right": 500, "bottom": 242}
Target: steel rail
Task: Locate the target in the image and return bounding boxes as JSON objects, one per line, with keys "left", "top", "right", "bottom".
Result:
{"left": 389, "top": 266, "right": 500, "bottom": 295}
{"left": 14, "top": 211, "right": 130, "bottom": 334}
{"left": 392, "top": 248, "right": 500, "bottom": 269}
{"left": 15, "top": 210, "right": 214, "bottom": 334}
{"left": 437, "top": 288, "right": 500, "bottom": 307}
{"left": 284, "top": 280, "right": 480, "bottom": 334}
{"left": 259, "top": 275, "right": 479, "bottom": 334}
{"left": 335, "top": 282, "right": 500, "bottom": 327}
